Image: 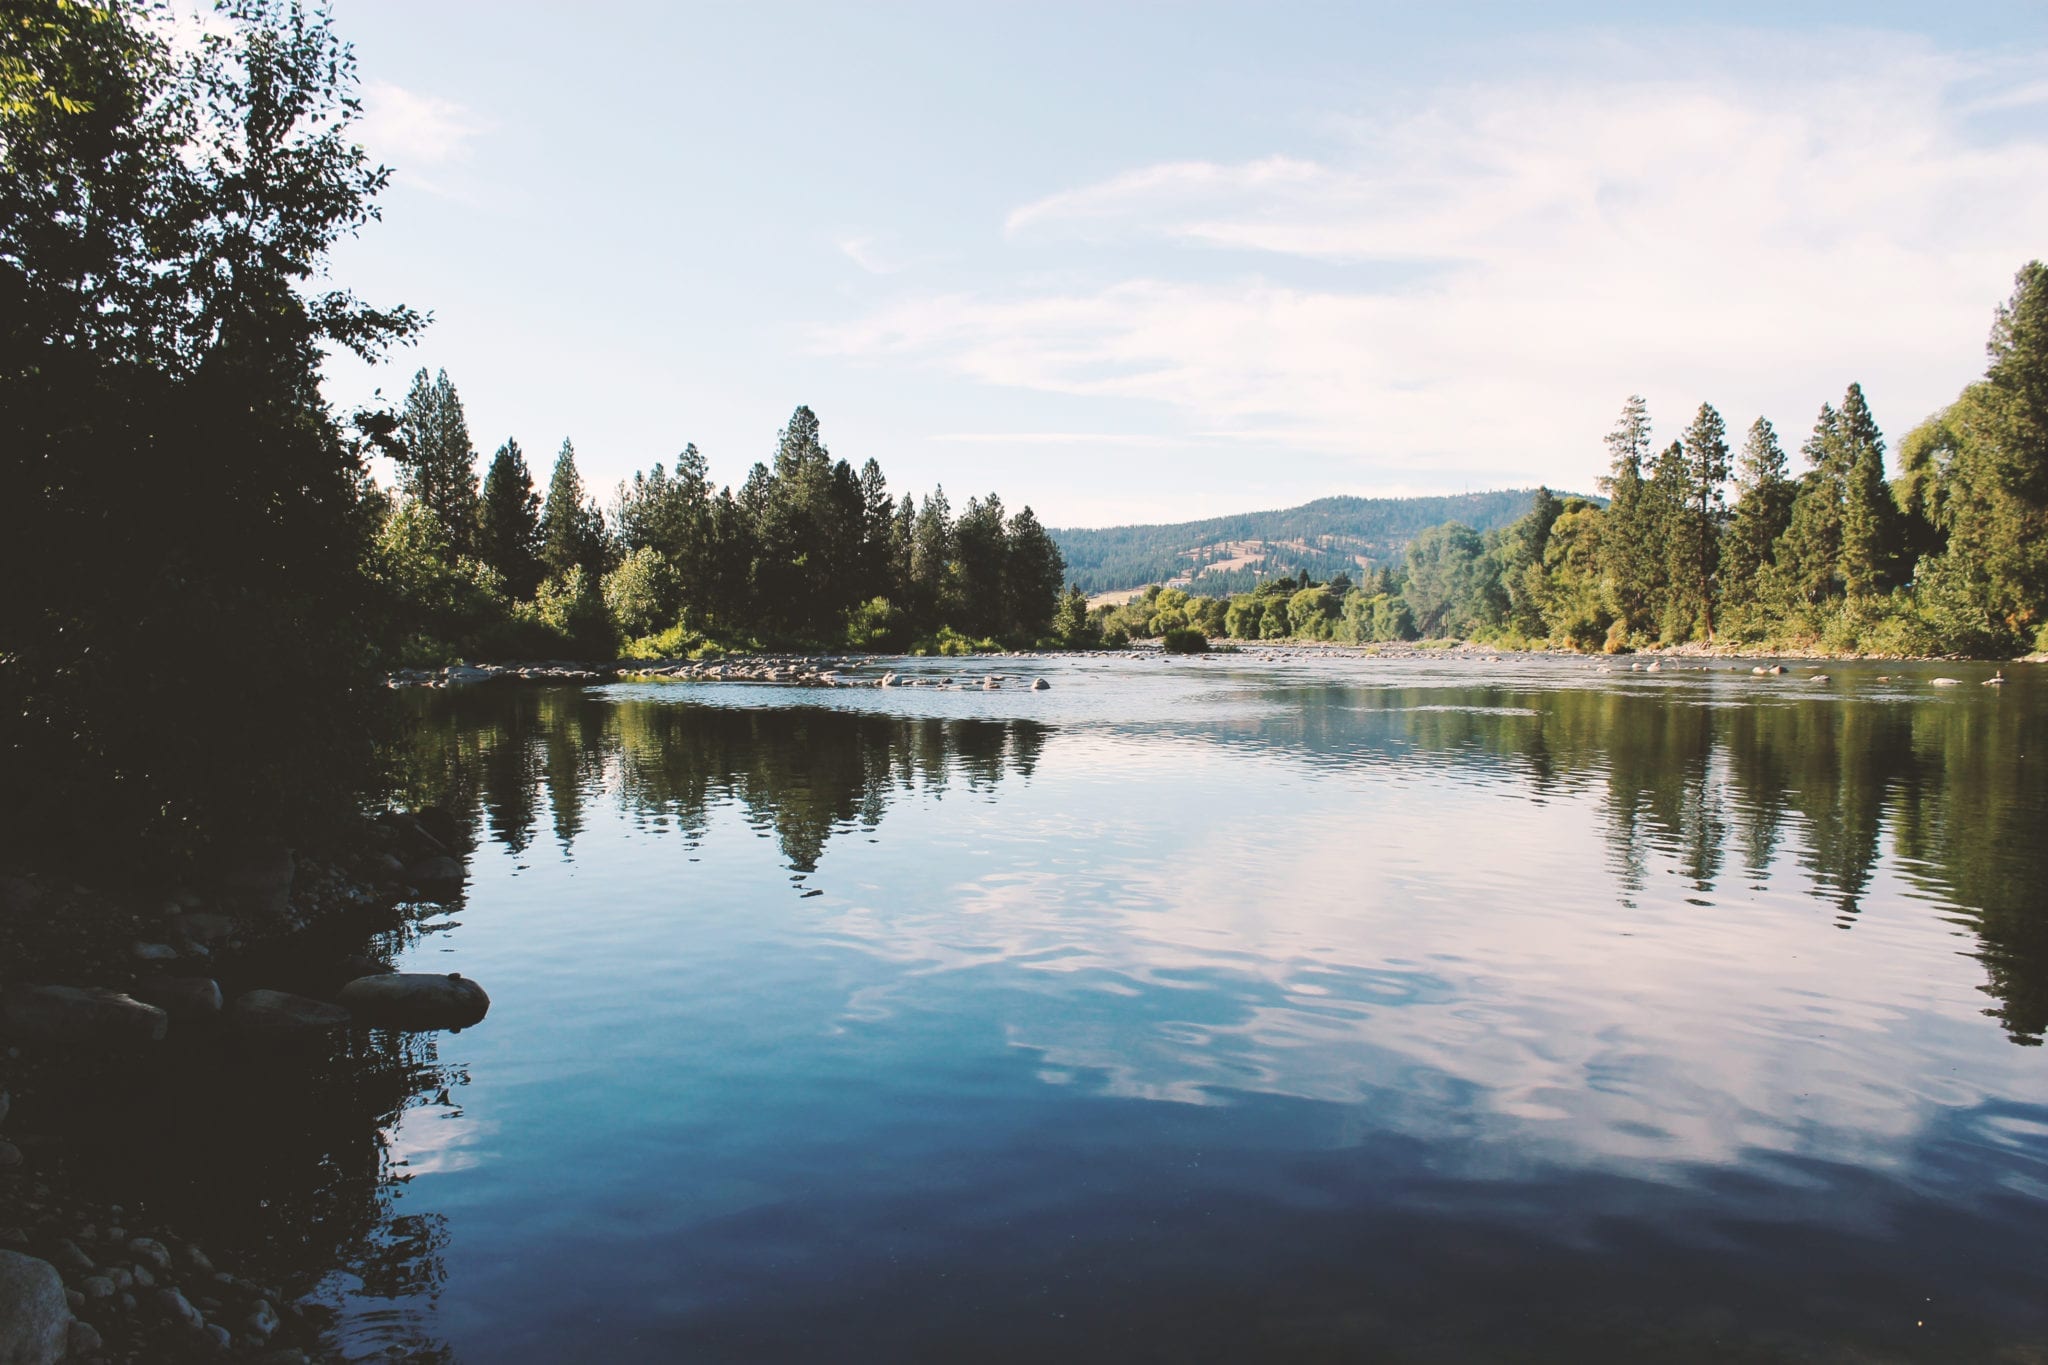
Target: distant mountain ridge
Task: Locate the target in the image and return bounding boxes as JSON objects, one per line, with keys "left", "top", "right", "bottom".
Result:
{"left": 1051, "top": 489, "right": 1594, "bottom": 596}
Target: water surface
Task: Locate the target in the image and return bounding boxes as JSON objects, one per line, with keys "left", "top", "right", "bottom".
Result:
{"left": 145, "top": 655, "right": 2048, "bottom": 1358}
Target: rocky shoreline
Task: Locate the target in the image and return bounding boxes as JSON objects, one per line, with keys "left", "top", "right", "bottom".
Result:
{"left": 0, "top": 811, "right": 491, "bottom": 1363}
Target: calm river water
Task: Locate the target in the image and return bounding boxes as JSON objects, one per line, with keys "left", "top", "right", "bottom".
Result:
{"left": 145, "top": 655, "right": 2048, "bottom": 1359}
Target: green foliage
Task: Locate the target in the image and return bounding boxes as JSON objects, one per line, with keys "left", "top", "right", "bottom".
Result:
{"left": 478, "top": 438, "right": 543, "bottom": 599}
{"left": 530, "top": 567, "right": 614, "bottom": 658}
{"left": 1, "top": 0, "right": 421, "bottom": 864}
{"left": 602, "top": 545, "right": 680, "bottom": 642}
{"left": 1052, "top": 586, "right": 1099, "bottom": 648}
{"left": 1161, "top": 628, "right": 1209, "bottom": 654}
{"left": 845, "top": 596, "right": 908, "bottom": 651}
{"left": 540, "top": 439, "right": 607, "bottom": 582}
{"left": 396, "top": 368, "right": 479, "bottom": 558}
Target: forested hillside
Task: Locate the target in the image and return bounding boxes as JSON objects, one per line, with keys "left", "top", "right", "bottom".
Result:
{"left": 1087, "top": 262, "right": 2048, "bottom": 658}
{"left": 1050, "top": 490, "right": 1579, "bottom": 595}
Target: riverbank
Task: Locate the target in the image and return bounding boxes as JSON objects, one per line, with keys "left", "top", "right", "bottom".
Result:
{"left": 0, "top": 811, "right": 489, "bottom": 1362}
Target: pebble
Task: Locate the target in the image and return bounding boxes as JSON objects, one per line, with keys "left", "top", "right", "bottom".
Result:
{"left": 0, "top": 1139, "right": 19, "bottom": 1167}
{"left": 247, "top": 1297, "right": 280, "bottom": 1339}
{"left": 156, "top": 1285, "right": 205, "bottom": 1329}
{"left": 127, "top": 1236, "right": 171, "bottom": 1272}
{"left": 81, "top": 1274, "right": 115, "bottom": 1298}
{"left": 204, "top": 1322, "right": 232, "bottom": 1348}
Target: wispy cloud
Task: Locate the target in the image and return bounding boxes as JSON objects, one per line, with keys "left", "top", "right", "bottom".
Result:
{"left": 839, "top": 235, "right": 908, "bottom": 275}
{"left": 356, "top": 81, "right": 489, "bottom": 191}
{"left": 826, "top": 31, "right": 2048, "bottom": 488}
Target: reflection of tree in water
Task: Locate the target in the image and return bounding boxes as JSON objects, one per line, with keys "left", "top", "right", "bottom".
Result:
{"left": 1247, "top": 681, "right": 2048, "bottom": 1043}
{"left": 390, "top": 690, "right": 1051, "bottom": 877}
{"left": 390, "top": 679, "right": 2048, "bottom": 1046}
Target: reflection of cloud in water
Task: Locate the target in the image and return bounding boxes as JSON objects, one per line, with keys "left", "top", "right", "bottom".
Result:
{"left": 821, "top": 761, "right": 2036, "bottom": 1181}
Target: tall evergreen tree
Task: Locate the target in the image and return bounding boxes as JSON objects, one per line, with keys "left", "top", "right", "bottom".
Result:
{"left": 539, "top": 438, "right": 605, "bottom": 581}
{"left": 1723, "top": 417, "right": 1796, "bottom": 598}
{"left": 1597, "top": 395, "right": 1657, "bottom": 635}
{"left": 952, "top": 493, "right": 1009, "bottom": 637}
{"left": 1836, "top": 383, "right": 1899, "bottom": 596}
{"left": 1673, "top": 403, "right": 1731, "bottom": 638}
{"left": 478, "top": 438, "right": 542, "bottom": 598}
{"left": 396, "top": 367, "right": 479, "bottom": 558}
{"left": 1781, "top": 403, "right": 1845, "bottom": 603}
{"left": 1003, "top": 506, "right": 1066, "bottom": 640}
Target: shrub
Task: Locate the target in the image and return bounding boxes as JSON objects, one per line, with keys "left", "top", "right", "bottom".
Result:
{"left": 1162, "top": 628, "right": 1210, "bottom": 654}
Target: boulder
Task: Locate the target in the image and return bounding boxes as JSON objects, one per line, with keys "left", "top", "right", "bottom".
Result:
{"left": 1031, "top": 677, "right": 1051, "bottom": 690}
{"left": 407, "top": 857, "right": 464, "bottom": 894}
{"left": 442, "top": 665, "right": 493, "bottom": 686}
{"left": 362, "top": 851, "right": 407, "bottom": 885}
{"left": 218, "top": 842, "right": 295, "bottom": 917}
{"left": 229, "top": 990, "right": 349, "bottom": 1034}
{"left": 133, "top": 978, "right": 224, "bottom": 1019}
{"left": 336, "top": 973, "right": 490, "bottom": 1030}
{"left": 0, "top": 986, "right": 167, "bottom": 1047}
{"left": 0, "top": 1251, "right": 70, "bottom": 1365}
{"left": 66, "top": 1321, "right": 101, "bottom": 1358}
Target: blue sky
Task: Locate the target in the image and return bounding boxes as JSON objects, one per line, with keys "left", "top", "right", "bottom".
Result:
{"left": 312, "top": 2, "right": 2048, "bottom": 527}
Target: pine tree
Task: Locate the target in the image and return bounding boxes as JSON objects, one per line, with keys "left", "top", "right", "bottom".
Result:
{"left": 1836, "top": 383, "right": 1899, "bottom": 596}
{"left": 1003, "top": 506, "right": 1066, "bottom": 640}
{"left": 1781, "top": 403, "right": 1845, "bottom": 603}
{"left": 1723, "top": 418, "right": 1795, "bottom": 592}
{"left": 539, "top": 438, "right": 604, "bottom": 582}
{"left": 1597, "top": 395, "right": 1657, "bottom": 635}
{"left": 478, "top": 438, "right": 542, "bottom": 598}
{"left": 396, "top": 367, "right": 479, "bottom": 558}
{"left": 1673, "top": 403, "right": 1731, "bottom": 638}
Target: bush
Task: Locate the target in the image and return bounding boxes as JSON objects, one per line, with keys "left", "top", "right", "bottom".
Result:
{"left": 1162, "top": 628, "right": 1210, "bottom": 654}
{"left": 845, "top": 596, "right": 908, "bottom": 651}
{"left": 532, "top": 567, "right": 615, "bottom": 657}
{"left": 602, "top": 546, "right": 680, "bottom": 642}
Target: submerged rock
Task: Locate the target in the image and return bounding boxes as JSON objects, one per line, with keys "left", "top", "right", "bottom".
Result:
{"left": 228, "top": 990, "right": 349, "bottom": 1034}
{"left": 407, "top": 856, "right": 464, "bottom": 894}
{"left": 336, "top": 973, "right": 490, "bottom": 1030}
{"left": 1031, "top": 677, "right": 1051, "bottom": 690}
{"left": 0, "top": 1251, "right": 71, "bottom": 1365}
{"left": 0, "top": 985, "right": 167, "bottom": 1047}
{"left": 132, "top": 976, "right": 223, "bottom": 1020}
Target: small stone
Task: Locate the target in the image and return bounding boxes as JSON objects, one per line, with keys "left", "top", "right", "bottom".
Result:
{"left": 246, "top": 1297, "right": 279, "bottom": 1338}
{"left": 51, "top": 1239, "right": 93, "bottom": 1273}
{"left": 119, "top": 1289, "right": 135, "bottom": 1310}
{"left": 68, "top": 1319, "right": 103, "bottom": 1355}
{"left": 0, "top": 985, "right": 167, "bottom": 1047}
{"left": 131, "top": 1262, "right": 154, "bottom": 1289}
{"left": 80, "top": 1274, "right": 115, "bottom": 1299}
{"left": 203, "top": 1322, "right": 232, "bottom": 1348}
{"left": 65, "top": 1288, "right": 83, "bottom": 1312}
{"left": 155, "top": 1285, "right": 205, "bottom": 1329}
{"left": 127, "top": 1238, "right": 171, "bottom": 1272}
{"left": 131, "top": 940, "right": 179, "bottom": 962}
{"left": 108, "top": 1266, "right": 133, "bottom": 1290}
{"left": 180, "top": 1244, "right": 214, "bottom": 1275}
{"left": 0, "top": 1087, "right": 9, "bottom": 1126}
{"left": 0, "top": 1139, "right": 19, "bottom": 1167}
{"left": 104, "top": 1227, "right": 126, "bottom": 1243}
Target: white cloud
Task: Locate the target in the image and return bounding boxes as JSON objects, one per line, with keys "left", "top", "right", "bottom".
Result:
{"left": 839, "top": 236, "right": 905, "bottom": 275}
{"left": 825, "top": 32, "right": 2048, "bottom": 491}
{"left": 356, "top": 80, "right": 488, "bottom": 185}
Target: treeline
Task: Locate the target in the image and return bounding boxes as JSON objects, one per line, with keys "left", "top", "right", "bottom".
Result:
{"left": 378, "top": 378, "right": 1066, "bottom": 661}
{"left": 1049, "top": 490, "right": 1553, "bottom": 594}
{"left": 1109, "top": 265, "right": 2047, "bottom": 656}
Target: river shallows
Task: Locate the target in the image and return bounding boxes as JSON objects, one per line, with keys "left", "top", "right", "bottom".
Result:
{"left": 278, "top": 656, "right": 2048, "bottom": 1358}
